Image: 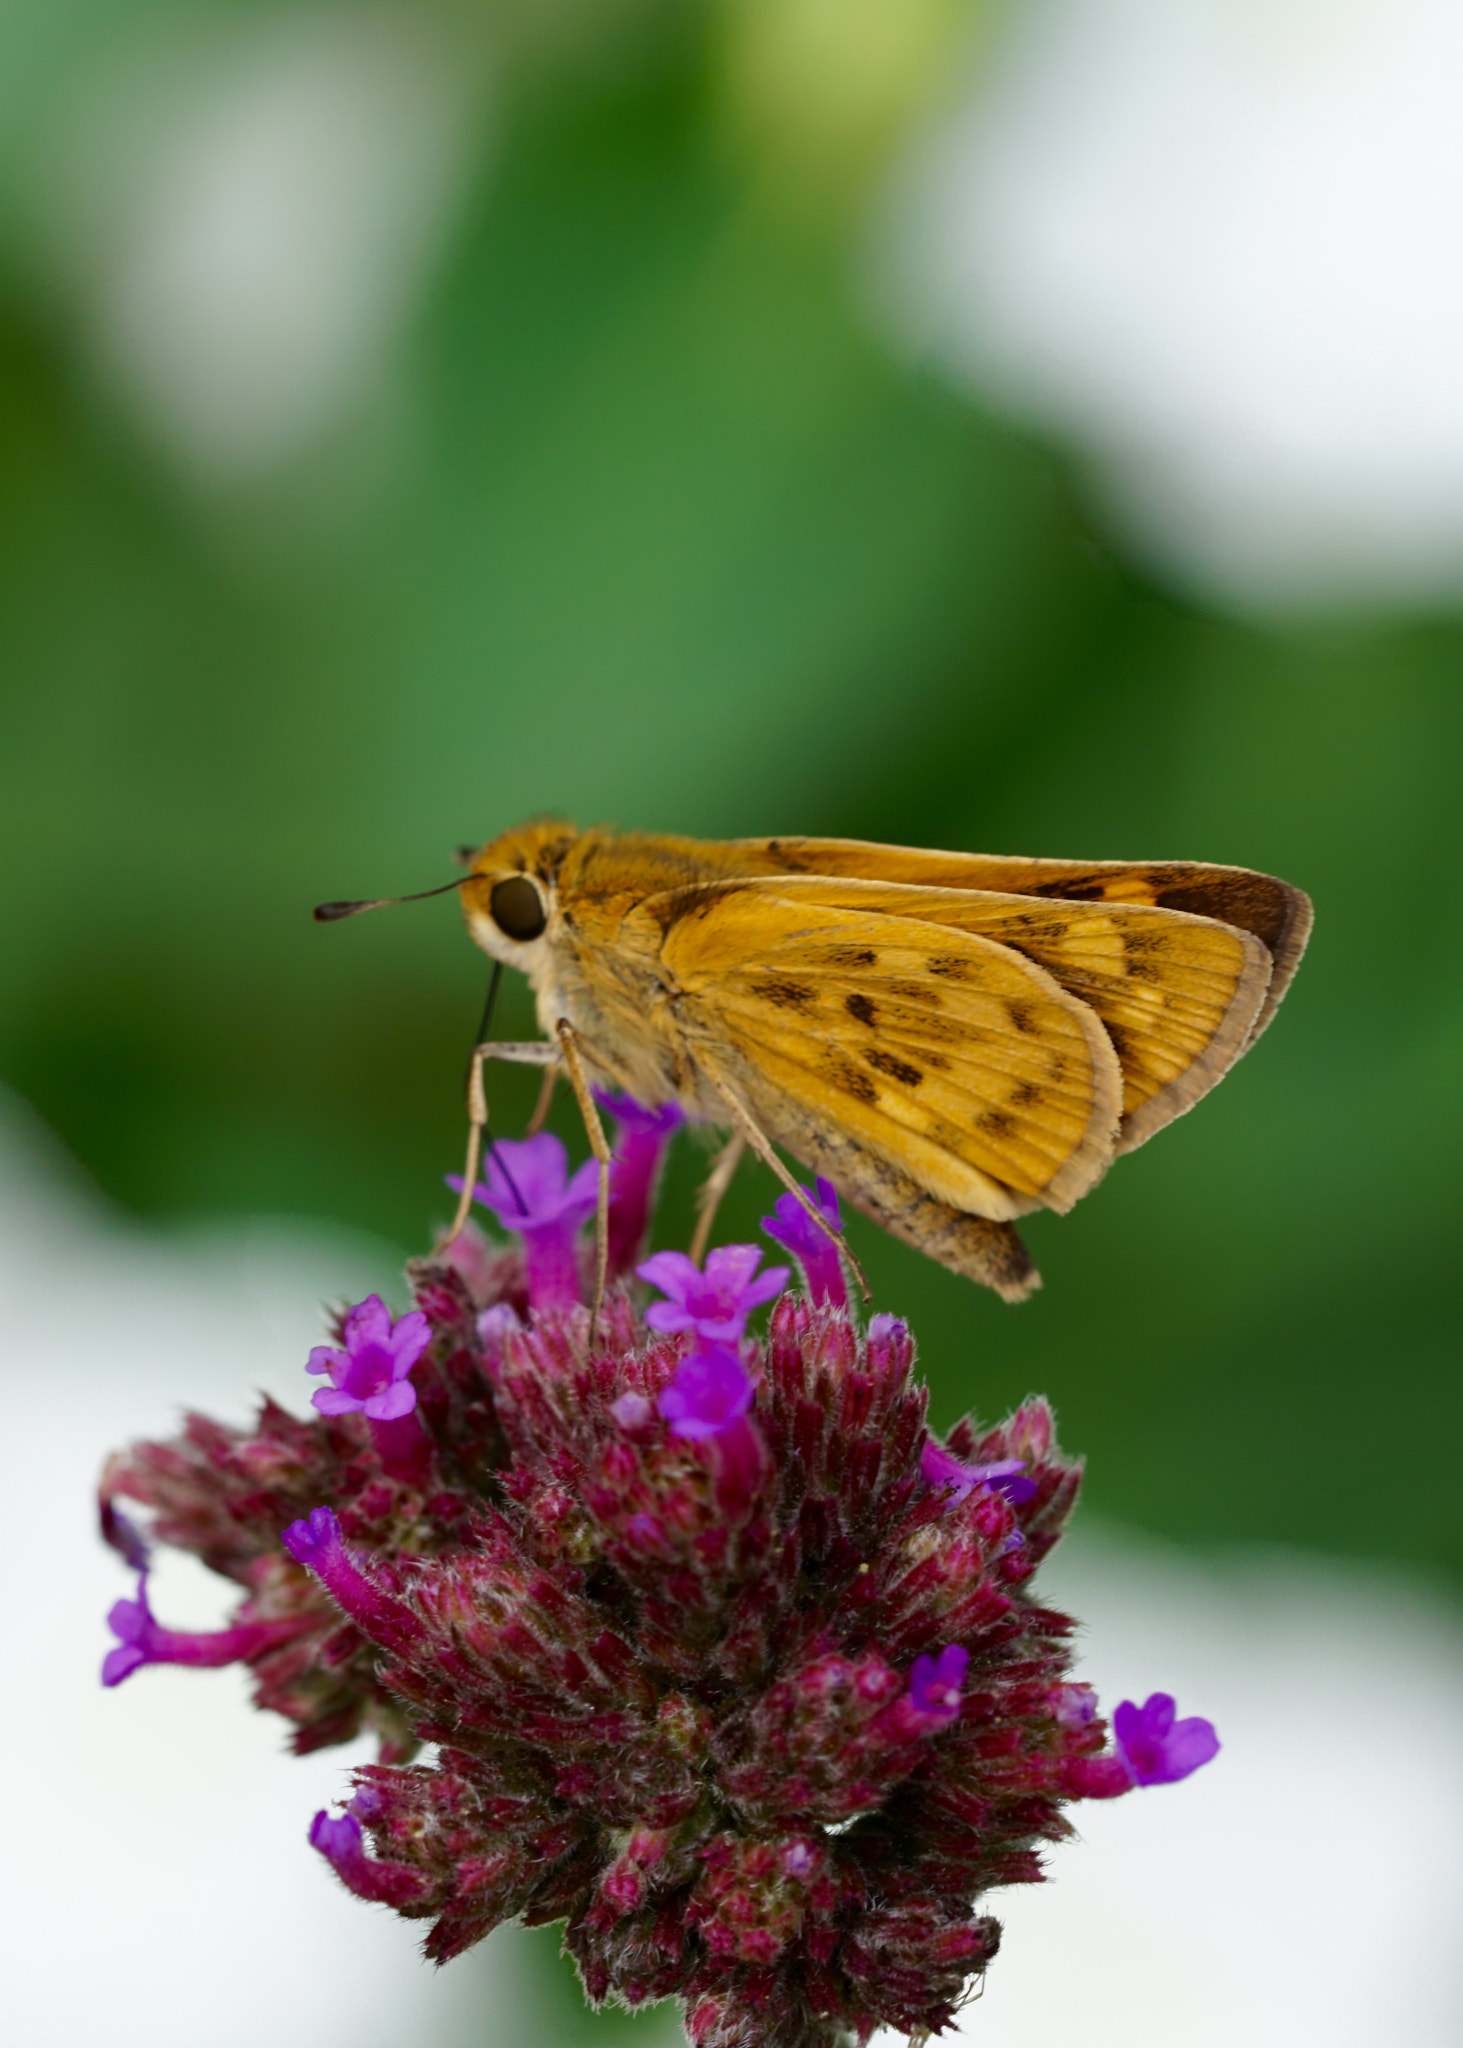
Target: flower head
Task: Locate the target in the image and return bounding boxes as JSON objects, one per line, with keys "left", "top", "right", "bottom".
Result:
{"left": 101, "top": 1132, "right": 1222, "bottom": 2048}
{"left": 638, "top": 1244, "right": 789, "bottom": 1342}
{"left": 306, "top": 1296, "right": 431, "bottom": 1421}
{"left": 762, "top": 1178, "right": 847, "bottom": 1309}
{"left": 1113, "top": 1693, "right": 1220, "bottom": 1787}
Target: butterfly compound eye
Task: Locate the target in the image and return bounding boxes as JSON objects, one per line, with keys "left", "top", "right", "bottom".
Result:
{"left": 488, "top": 875, "right": 548, "bottom": 941}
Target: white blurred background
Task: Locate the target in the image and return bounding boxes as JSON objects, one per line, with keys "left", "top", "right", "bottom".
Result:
{"left": 882, "top": 0, "right": 1463, "bottom": 613}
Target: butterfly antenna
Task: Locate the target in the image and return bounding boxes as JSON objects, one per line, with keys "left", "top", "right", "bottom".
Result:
{"left": 313, "top": 876, "right": 470, "bottom": 921}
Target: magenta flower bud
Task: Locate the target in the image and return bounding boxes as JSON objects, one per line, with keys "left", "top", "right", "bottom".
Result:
{"left": 762, "top": 1177, "right": 847, "bottom": 1309}
{"left": 656, "top": 1343, "right": 755, "bottom": 1439}
{"left": 101, "top": 1569, "right": 300, "bottom": 1687}
{"left": 596, "top": 1091, "right": 684, "bottom": 1276}
{"left": 921, "top": 1439, "right": 1038, "bottom": 1506}
{"left": 905, "top": 1645, "right": 969, "bottom": 1729}
{"left": 450, "top": 1133, "right": 599, "bottom": 1311}
{"left": 281, "top": 1508, "right": 424, "bottom": 1657}
{"left": 639, "top": 1245, "right": 789, "bottom": 1343}
{"left": 610, "top": 1390, "right": 655, "bottom": 1432}
{"left": 1113, "top": 1693, "right": 1220, "bottom": 1786}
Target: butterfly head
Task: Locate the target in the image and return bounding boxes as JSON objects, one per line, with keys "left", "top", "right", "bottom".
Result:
{"left": 459, "top": 820, "right": 578, "bottom": 973}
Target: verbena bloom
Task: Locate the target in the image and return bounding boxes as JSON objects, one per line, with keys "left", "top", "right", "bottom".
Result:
{"left": 1113, "top": 1692, "right": 1221, "bottom": 1786}
{"left": 102, "top": 1569, "right": 301, "bottom": 1687}
{"left": 921, "top": 1439, "right": 1038, "bottom": 1506}
{"left": 657, "top": 1343, "right": 755, "bottom": 1438}
{"left": 906, "top": 1644, "right": 969, "bottom": 1728}
{"left": 99, "top": 1109, "right": 1219, "bottom": 2048}
{"left": 450, "top": 1132, "right": 599, "bottom": 1310}
{"left": 596, "top": 1091, "right": 685, "bottom": 1277}
{"left": 639, "top": 1244, "right": 789, "bottom": 1342}
{"left": 306, "top": 1295, "right": 430, "bottom": 1421}
{"left": 762, "top": 1177, "right": 847, "bottom": 1309}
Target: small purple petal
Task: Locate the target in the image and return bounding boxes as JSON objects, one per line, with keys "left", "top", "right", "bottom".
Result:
{"left": 907, "top": 1643, "right": 969, "bottom": 1726}
{"left": 302, "top": 1296, "right": 430, "bottom": 1419}
{"left": 762, "top": 1178, "right": 847, "bottom": 1309}
{"left": 921, "top": 1440, "right": 1038, "bottom": 1505}
{"left": 1113, "top": 1692, "right": 1221, "bottom": 1786}
{"left": 450, "top": 1135, "right": 599, "bottom": 1311}
{"left": 638, "top": 1244, "right": 789, "bottom": 1343}
{"left": 281, "top": 1506, "right": 342, "bottom": 1571}
{"left": 656, "top": 1343, "right": 755, "bottom": 1440}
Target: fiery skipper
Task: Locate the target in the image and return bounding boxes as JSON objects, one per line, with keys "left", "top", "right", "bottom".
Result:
{"left": 433, "top": 823, "right": 1310, "bottom": 1304}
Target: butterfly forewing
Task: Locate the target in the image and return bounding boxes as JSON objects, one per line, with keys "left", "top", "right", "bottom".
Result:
{"left": 657, "top": 886, "right": 1122, "bottom": 1219}
{"left": 660, "top": 834, "right": 1310, "bottom": 1050}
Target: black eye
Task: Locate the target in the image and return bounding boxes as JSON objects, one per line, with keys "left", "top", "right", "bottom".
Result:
{"left": 489, "top": 874, "right": 547, "bottom": 941}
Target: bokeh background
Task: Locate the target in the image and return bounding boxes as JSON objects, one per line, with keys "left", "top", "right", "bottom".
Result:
{"left": 3, "top": 2, "right": 1461, "bottom": 2044}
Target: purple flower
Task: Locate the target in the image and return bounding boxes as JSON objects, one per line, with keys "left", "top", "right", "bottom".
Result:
{"left": 921, "top": 1440, "right": 1038, "bottom": 1506}
{"left": 638, "top": 1244, "right": 789, "bottom": 1343}
{"left": 306, "top": 1295, "right": 431, "bottom": 1421}
{"left": 762, "top": 1177, "right": 847, "bottom": 1309}
{"left": 281, "top": 1505, "right": 345, "bottom": 1572}
{"left": 656, "top": 1343, "right": 755, "bottom": 1440}
{"left": 451, "top": 1133, "right": 599, "bottom": 1312}
{"left": 1113, "top": 1693, "right": 1220, "bottom": 1786}
{"left": 309, "top": 1809, "right": 428, "bottom": 1908}
{"left": 102, "top": 1570, "right": 297, "bottom": 1687}
{"left": 596, "top": 1091, "right": 685, "bottom": 1277}
{"left": 907, "top": 1644, "right": 969, "bottom": 1728}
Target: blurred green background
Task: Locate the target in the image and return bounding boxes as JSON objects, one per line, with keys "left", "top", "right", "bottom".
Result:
{"left": 2, "top": 0, "right": 1459, "bottom": 1624}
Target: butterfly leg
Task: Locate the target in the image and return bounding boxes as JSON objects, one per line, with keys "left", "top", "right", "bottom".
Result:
{"left": 699, "top": 1065, "right": 870, "bottom": 1301}
{"left": 689, "top": 1133, "right": 745, "bottom": 1266}
{"left": 441, "top": 1040, "right": 563, "bottom": 1246}
{"left": 526, "top": 1064, "right": 559, "bottom": 1136}
{"left": 554, "top": 1019, "right": 613, "bottom": 1342}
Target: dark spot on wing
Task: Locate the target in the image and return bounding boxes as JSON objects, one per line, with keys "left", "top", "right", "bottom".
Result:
{"left": 867, "top": 1049, "right": 923, "bottom": 1087}
{"left": 978, "top": 1110, "right": 1015, "bottom": 1138}
{"left": 888, "top": 979, "right": 941, "bottom": 1006}
{"left": 825, "top": 945, "right": 878, "bottom": 969}
{"left": 845, "top": 992, "right": 877, "bottom": 1027}
{"left": 653, "top": 883, "right": 747, "bottom": 934}
{"left": 823, "top": 1055, "right": 878, "bottom": 1104}
{"left": 927, "top": 954, "right": 970, "bottom": 980}
{"left": 1006, "top": 1000, "right": 1039, "bottom": 1035}
{"left": 765, "top": 839, "right": 815, "bottom": 874}
{"left": 1031, "top": 874, "right": 1109, "bottom": 902}
{"left": 1010, "top": 1080, "right": 1040, "bottom": 1108}
{"left": 753, "top": 978, "right": 817, "bottom": 1012}
{"left": 922, "top": 1050, "right": 951, "bottom": 1070}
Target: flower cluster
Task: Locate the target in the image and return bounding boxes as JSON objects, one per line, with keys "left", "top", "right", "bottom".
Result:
{"left": 99, "top": 1097, "right": 1216, "bottom": 2048}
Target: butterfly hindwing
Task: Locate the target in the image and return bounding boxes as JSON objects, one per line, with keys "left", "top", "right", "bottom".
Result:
{"left": 656, "top": 884, "right": 1123, "bottom": 1220}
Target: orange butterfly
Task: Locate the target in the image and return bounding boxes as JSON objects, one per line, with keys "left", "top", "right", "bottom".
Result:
{"left": 429, "top": 824, "right": 1311, "bottom": 1304}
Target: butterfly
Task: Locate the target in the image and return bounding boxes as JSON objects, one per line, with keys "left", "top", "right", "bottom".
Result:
{"left": 417, "top": 822, "right": 1311, "bottom": 1305}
